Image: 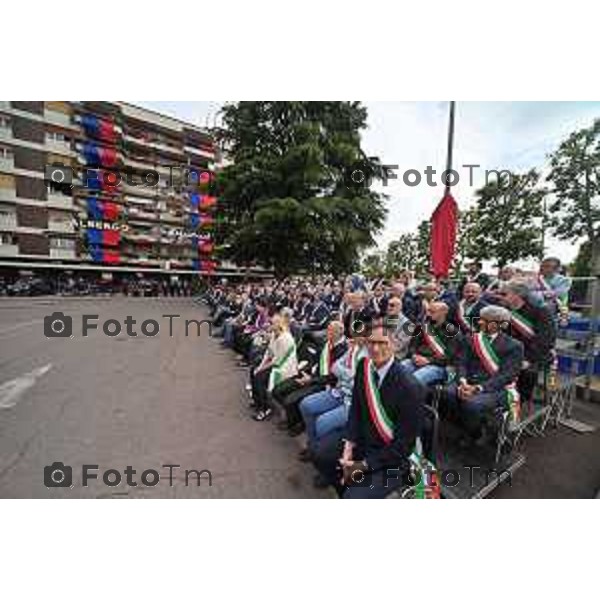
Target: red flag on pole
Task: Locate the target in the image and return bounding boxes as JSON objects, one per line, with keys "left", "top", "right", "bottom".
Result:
{"left": 430, "top": 192, "right": 458, "bottom": 279}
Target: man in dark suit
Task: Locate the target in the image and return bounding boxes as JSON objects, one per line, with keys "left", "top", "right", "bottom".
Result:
{"left": 458, "top": 261, "right": 491, "bottom": 297}
{"left": 315, "top": 321, "right": 427, "bottom": 499}
{"left": 498, "top": 281, "right": 556, "bottom": 402}
{"left": 446, "top": 305, "right": 524, "bottom": 443}
{"left": 343, "top": 291, "right": 375, "bottom": 339}
{"left": 401, "top": 301, "right": 462, "bottom": 386}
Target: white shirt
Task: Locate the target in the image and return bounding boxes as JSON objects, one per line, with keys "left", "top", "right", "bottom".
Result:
{"left": 375, "top": 356, "right": 395, "bottom": 388}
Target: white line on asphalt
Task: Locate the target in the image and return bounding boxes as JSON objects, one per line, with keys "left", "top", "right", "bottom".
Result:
{"left": 0, "top": 363, "right": 53, "bottom": 409}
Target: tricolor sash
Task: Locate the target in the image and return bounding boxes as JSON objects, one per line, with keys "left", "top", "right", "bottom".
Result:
{"left": 511, "top": 310, "right": 535, "bottom": 339}
{"left": 422, "top": 325, "right": 449, "bottom": 359}
{"left": 472, "top": 332, "right": 520, "bottom": 424}
{"left": 268, "top": 341, "right": 296, "bottom": 392}
{"left": 319, "top": 342, "right": 332, "bottom": 376}
{"left": 363, "top": 358, "right": 394, "bottom": 444}
{"left": 457, "top": 300, "right": 475, "bottom": 332}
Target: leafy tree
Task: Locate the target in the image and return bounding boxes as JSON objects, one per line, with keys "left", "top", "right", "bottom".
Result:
{"left": 386, "top": 233, "right": 417, "bottom": 277}
{"left": 214, "top": 102, "right": 387, "bottom": 277}
{"left": 547, "top": 119, "right": 600, "bottom": 277}
{"left": 414, "top": 219, "right": 432, "bottom": 278}
{"left": 466, "top": 170, "right": 545, "bottom": 268}
{"left": 362, "top": 251, "right": 386, "bottom": 279}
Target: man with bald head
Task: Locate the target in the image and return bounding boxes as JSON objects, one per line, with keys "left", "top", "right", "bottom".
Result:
{"left": 447, "top": 305, "right": 524, "bottom": 444}
{"left": 401, "top": 301, "right": 462, "bottom": 386}
{"left": 451, "top": 281, "right": 488, "bottom": 335}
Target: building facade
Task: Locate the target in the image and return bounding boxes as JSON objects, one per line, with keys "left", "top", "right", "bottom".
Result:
{"left": 0, "top": 101, "right": 260, "bottom": 287}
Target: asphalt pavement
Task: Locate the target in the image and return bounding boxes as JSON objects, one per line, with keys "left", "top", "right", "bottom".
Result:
{"left": 0, "top": 296, "right": 598, "bottom": 498}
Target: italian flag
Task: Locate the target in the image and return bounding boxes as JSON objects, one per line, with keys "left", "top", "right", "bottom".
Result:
{"left": 410, "top": 438, "right": 441, "bottom": 499}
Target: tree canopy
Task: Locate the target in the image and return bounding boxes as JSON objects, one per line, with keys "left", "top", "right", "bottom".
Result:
{"left": 214, "top": 102, "right": 387, "bottom": 277}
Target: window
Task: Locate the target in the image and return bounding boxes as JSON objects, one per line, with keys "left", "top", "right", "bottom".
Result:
{"left": 0, "top": 232, "right": 15, "bottom": 245}
{"left": 0, "top": 145, "right": 13, "bottom": 159}
{"left": 50, "top": 238, "right": 75, "bottom": 250}
{"left": 46, "top": 131, "right": 67, "bottom": 143}
{"left": 0, "top": 115, "right": 10, "bottom": 129}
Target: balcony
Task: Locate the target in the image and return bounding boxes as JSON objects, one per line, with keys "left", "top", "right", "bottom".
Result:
{"left": 47, "top": 193, "right": 74, "bottom": 210}
{"left": 0, "top": 215, "right": 17, "bottom": 230}
{"left": 0, "top": 126, "right": 12, "bottom": 141}
{"left": 0, "top": 243, "right": 18, "bottom": 257}
{"left": 44, "top": 110, "right": 75, "bottom": 129}
{"left": 48, "top": 221, "right": 75, "bottom": 234}
{"left": 46, "top": 138, "right": 72, "bottom": 155}
{"left": 0, "top": 187, "right": 16, "bottom": 202}
{"left": 0, "top": 157, "right": 15, "bottom": 173}
{"left": 50, "top": 248, "right": 76, "bottom": 259}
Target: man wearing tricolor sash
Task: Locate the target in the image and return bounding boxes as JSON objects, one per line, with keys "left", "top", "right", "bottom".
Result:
{"left": 401, "top": 302, "right": 462, "bottom": 386}
{"left": 450, "top": 282, "right": 488, "bottom": 336}
{"left": 500, "top": 281, "right": 556, "bottom": 403}
{"left": 446, "top": 306, "right": 524, "bottom": 445}
{"left": 314, "top": 321, "right": 427, "bottom": 498}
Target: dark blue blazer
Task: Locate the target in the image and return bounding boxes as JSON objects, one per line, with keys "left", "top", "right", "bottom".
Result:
{"left": 347, "top": 357, "right": 426, "bottom": 473}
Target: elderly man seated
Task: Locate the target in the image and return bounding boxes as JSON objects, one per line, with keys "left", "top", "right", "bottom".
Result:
{"left": 401, "top": 301, "right": 461, "bottom": 386}
{"left": 445, "top": 305, "right": 524, "bottom": 445}
{"left": 498, "top": 280, "right": 556, "bottom": 403}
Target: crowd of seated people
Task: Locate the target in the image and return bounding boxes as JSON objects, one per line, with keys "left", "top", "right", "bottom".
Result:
{"left": 203, "top": 258, "right": 569, "bottom": 498}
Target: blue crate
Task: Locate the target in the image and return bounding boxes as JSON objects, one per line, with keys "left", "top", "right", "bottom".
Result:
{"left": 557, "top": 351, "right": 600, "bottom": 375}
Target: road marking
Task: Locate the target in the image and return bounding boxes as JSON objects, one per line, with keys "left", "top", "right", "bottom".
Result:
{"left": 0, "top": 363, "right": 53, "bottom": 409}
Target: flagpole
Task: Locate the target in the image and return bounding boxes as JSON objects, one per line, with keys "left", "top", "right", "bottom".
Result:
{"left": 444, "top": 101, "right": 456, "bottom": 196}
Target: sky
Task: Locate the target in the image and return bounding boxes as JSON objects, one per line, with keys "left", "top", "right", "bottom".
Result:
{"left": 137, "top": 101, "right": 600, "bottom": 268}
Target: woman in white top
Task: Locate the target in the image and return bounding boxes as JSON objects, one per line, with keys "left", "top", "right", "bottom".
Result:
{"left": 252, "top": 312, "right": 298, "bottom": 421}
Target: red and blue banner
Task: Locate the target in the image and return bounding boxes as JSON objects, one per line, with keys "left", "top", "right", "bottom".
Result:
{"left": 86, "top": 228, "right": 121, "bottom": 247}
{"left": 81, "top": 142, "right": 119, "bottom": 168}
{"left": 86, "top": 198, "right": 121, "bottom": 221}
{"left": 81, "top": 114, "right": 119, "bottom": 143}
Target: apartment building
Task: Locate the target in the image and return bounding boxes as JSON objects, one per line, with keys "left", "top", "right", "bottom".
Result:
{"left": 0, "top": 100, "right": 241, "bottom": 285}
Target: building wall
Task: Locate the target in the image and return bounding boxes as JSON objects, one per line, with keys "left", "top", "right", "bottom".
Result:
{"left": 0, "top": 101, "right": 219, "bottom": 275}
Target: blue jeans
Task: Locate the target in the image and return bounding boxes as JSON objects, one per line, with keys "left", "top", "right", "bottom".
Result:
{"left": 299, "top": 389, "right": 346, "bottom": 451}
{"left": 400, "top": 359, "right": 447, "bottom": 385}
{"left": 222, "top": 321, "right": 235, "bottom": 347}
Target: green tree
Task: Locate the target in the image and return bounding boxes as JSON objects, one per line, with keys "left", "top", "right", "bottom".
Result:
{"left": 414, "top": 219, "right": 431, "bottom": 278}
{"left": 386, "top": 233, "right": 417, "bottom": 277}
{"left": 547, "top": 119, "right": 600, "bottom": 276}
{"left": 215, "top": 102, "right": 387, "bottom": 277}
{"left": 361, "top": 251, "right": 386, "bottom": 279}
{"left": 467, "top": 170, "right": 545, "bottom": 267}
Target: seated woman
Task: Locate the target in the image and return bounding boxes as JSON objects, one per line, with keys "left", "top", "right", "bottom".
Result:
{"left": 250, "top": 312, "right": 298, "bottom": 422}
